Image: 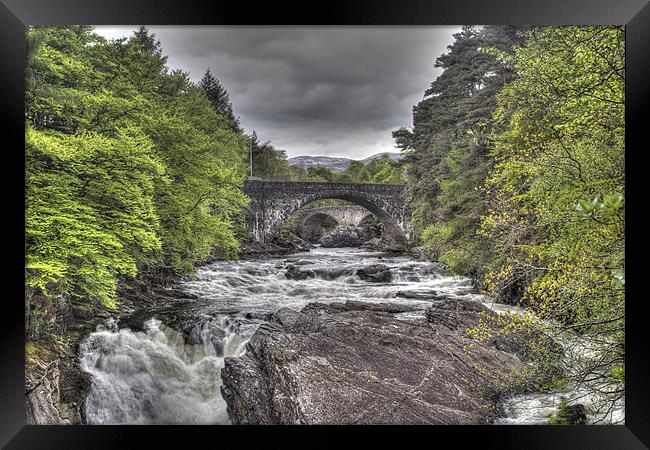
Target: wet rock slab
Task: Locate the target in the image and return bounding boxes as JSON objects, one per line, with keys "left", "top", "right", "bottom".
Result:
{"left": 221, "top": 299, "right": 521, "bottom": 424}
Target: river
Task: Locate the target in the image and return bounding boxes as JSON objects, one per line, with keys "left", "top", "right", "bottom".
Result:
{"left": 78, "top": 246, "right": 623, "bottom": 425}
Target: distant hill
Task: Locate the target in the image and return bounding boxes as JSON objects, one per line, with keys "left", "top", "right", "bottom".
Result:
{"left": 287, "top": 155, "right": 353, "bottom": 172}
{"left": 288, "top": 152, "right": 402, "bottom": 172}
{"left": 360, "top": 152, "right": 403, "bottom": 165}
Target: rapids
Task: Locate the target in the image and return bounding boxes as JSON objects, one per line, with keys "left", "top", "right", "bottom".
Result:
{"left": 78, "top": 247, "right": 623, "bottom": 425}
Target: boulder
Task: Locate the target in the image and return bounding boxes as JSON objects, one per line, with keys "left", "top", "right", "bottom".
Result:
{"left": 290, "top": 259, "right": 316, "bottom": 266}
{"left": 285, "top": 265, "right": 316, "bottom": 280}
{"left": 319, "top": 225, "right": 376, "bottom": 248}
{"left": 221, "top": 300, "right": 522, "bottom": 424}
{"left": 361, "top": 233, "right": 407, "bottom": 253}
{"left": 240, "top": 240, "right": 293, "bottom": 258}
{"left": 273, "top": 230, "right": 315, "bottom": 253}
{"left": 396, "top": 290, "right": 445, "bottom": 300}
{"left": 356, "top": 264, "right": 392, "bottom": 282}
{"left": 424, "top": 297, "right": 488, "bottom": 330}
{"left": 241, "top": 230, "right": 315, "bottom": 257}
{"left": 563, "top": 404, "right": 588, "bottom": 425}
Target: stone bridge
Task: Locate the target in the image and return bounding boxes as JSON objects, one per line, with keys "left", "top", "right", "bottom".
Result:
{"left": 242, "top": 178, "right": 411, "bottom": 243}
{"left": 296, "top": 206, "right": 376, "bottom": 243}
{"left": 299, "top": 206, "right": 373, "bottom": 228}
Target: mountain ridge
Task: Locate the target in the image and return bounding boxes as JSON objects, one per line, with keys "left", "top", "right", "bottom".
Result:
{"left": 288, "top": 152, "right": 403, "bottom": 172}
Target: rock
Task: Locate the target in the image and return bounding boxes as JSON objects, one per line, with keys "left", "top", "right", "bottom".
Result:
{"left": 25, "top": 341, "right": 90, "bottom": 425}
{"left": 245, "top": 267, "right": 272, "bottom": 276}
{"left": 424, "top": 298, "right": 489, "bottom": 330}
{"left": 356, "top": 264, "right": 392, "bottom": 282}
{"left": 221, "top": 300, "right": 522, "bottom": 424}
{"left": 240, "top": 240, "right": 292, "bottom": 258}
{"left": 311, "top": 267, "right": 356, "bottom": 280}
{"left": 292, "top": 260, "right": 316, "bottom": 266}
{"left": 116, "top": 308, "right": 155, "bottom": 332}
{"left": 409, "top": 246, "right": 428, "bottom": 260}
{"left": 549, "top": 401, "right": 588, "bottom": 424}
{"left": 299, "top": 300, "right": 418, "bottom": 315}
{"left": 244, "top": 311, "right": 274, "bottom": 321}
{"left": 240, "top": 230, "right": 315, "bottom": 258}
{"left": 361, "top": 237, "right": 382, "bottom": 250}
{"left": 272, "top": 230, "right": 315, "bottom": 253}
{"left": 343, "top": 300, "right": 419, "bottom": 313}
{"left": 361, "top": 232, "right": 407, "bottom": 253}
{"left": 319, "top": 224, "right": 377, "bottom": 248}
{"left": 396, "top": 290, "right": 445, "bottom": 300}
{"left": 285, "top": 265, "right": 316, "bottom": 280}
{"left": 563, "top": 404, "right": 588, "bottom": 424}
{"left": 71, "top": 303, "right": 93, "bottom": 321}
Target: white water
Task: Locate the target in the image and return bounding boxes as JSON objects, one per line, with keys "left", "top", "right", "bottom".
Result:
{"left": 495, "top": 332, "right": 625, "bottom": 425}
{"left": 80, "top": 318, "right": 250, "bottom": 424}
{"left": 79, "top": 247, "right": 623, "bottom": 425}
{"left": 496, "top": 389, "right": 625, "bottom": 425}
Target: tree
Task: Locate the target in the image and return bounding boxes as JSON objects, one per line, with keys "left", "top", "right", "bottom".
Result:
{"left": 306, "top": 165, "right": 334, "bottom": 182}
{"left": 248, "top": 131, "right": 297, "bottom": 180}
{"left": 393, "top": 25, "right": 525, "bottom": 276}
{"left": 475, "top": 26, "right": 625, "bottom": 422}
{"left": 199, "top": 68, "right": 241, "bottom": 132}
{"left": 343, "top": 160, "right": 365, "bottom": 180}
{"left": 364, "top": 155, "right": 404, "bottom": 184}
{"left": 358, "top": 166, "right": 371, "bottom": 183}
{"left": 25, "top": 26, "right": 250, "bottom": 333}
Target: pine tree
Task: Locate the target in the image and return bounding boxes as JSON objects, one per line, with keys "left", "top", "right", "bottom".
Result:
{"left": 133, "top": 25, "right": 162, "bottom": 55}
{"left": 393, "top": 25, "right": 526, "bottom": 276}
{"left": 199, "top": 68, "right": 241, "bottom": 132}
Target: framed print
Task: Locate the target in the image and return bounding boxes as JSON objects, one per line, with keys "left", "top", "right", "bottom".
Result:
{"left": 1, "top": 0, "right": 648, "bottom": 448}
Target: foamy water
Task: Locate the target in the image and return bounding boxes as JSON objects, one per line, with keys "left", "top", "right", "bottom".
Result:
{"left": 79, "top": 247, "right": 623, "bottom": 425}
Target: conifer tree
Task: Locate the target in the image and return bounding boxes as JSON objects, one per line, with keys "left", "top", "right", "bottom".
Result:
{"left": 393, "top": 25, "right": 526, "bottom": 276}
{"left": 199, "top": 68, "right": 241, "bottom": 132}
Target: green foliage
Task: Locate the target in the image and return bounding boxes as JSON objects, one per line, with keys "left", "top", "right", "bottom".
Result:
{"left": 25, "top": 26, "right": 249, "bottom": 313}
{"left": 609, "top": 366, "right": 624, "bottom": 383}
{"left": 306, "top": 165, "right": 334, "bottom": 182}
{"left": 575, "top": 194, "right": 624, "bottom": 218}
{"left": 199, "top": 68, "right": 241, "bottom": 132}
{"left": 546, "top": 377, "right": 571, "bottom": 393}
{"left": 481, "top": 25, "right": 624, "bottom": 315}
{"left": 394, "top": 25, "right": 525, "bottom": 275}
{"left": 363, "top": 156, "right": 405, "bottom": 184}
{"left": 299, "top": 155, "right": 406, "bottom": 185}
{"left": 398, "top": 25, "right": 624, "bottom": 419}
{"left": 479, "top": 26, "right": 625, "bottom": 417}
{"left": 26, "top": 126, "right": 163, "bottom": 306}
{"left": 249, "top": 131, "right": 307, "bottom": 181}
{"left": 547, "top": 398, "right": 587, "bottom": 425}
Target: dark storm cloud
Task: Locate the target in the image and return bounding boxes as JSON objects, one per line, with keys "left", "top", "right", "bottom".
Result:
{"left": 94, "top": 26, "right": 460, "bottom": 159}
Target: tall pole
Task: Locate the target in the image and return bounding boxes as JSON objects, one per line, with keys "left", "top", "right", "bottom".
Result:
{"left": 249, "top": 135, "right": 253, "bottom": 177}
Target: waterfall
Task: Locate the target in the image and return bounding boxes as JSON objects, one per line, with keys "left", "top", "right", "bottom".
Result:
{"left": 80, "top": 318, "right": 247, "bottom": 424}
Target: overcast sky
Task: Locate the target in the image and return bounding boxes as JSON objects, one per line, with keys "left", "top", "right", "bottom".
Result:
{"left": 93, "top": 26, "right": 460, "bottom": 159}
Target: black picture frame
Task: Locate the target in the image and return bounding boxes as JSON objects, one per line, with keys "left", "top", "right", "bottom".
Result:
{"left": 1, "top": 0, "right": 648, "bottom": 448}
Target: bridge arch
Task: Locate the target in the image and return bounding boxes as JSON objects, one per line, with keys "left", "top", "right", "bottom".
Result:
{"left": 298, "top": 205, "right": 376, "bottom": 230}
{"left": 242, "top": 179, "right": 410, "bottom": 244}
